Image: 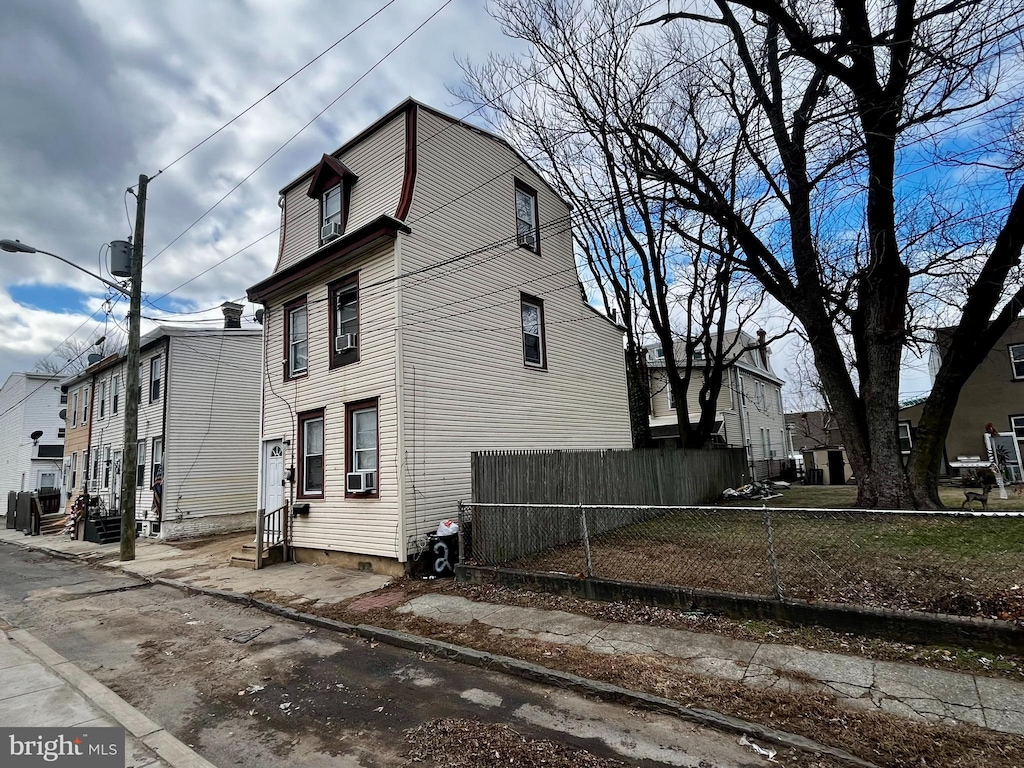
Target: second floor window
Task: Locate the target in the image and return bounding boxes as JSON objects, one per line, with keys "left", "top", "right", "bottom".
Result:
{"left": 330, "top": 275, "right": 359, "bottom": 368}
{"left": 521, "top": 294, "right": 546, "bottom": 368}
{"left": 514, "top": 180, "right": 539, "bottom": 252}
{"left": 113, "top": 377, "right": 120, "bottom": 414}
{"left": 82, "top": 387, "right": 89, "bottom": 423}
{"left": 286, "top": 301, "right": 308, "bottom": 378}
{"left": 72, "top": 391, "right": 79, "bottom": 427}
{"left": 99, "top": 381, "right": 107, "bottom": 419}
{"left": 1011, "top": 343, "right": 1024, "bottom": 380}
{"left": 150, "top": 356, "right": 162, "bottom": 402}
{"left": 898, "top": 422, "right": 913, "bottom": 454}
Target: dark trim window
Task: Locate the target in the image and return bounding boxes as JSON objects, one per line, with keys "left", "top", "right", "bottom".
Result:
{"left": 297, "top": 409, "right": 325, "bottom": 499}
{"left": 58, "top": 427, "right": 66, "bottom": 438}
{"left": 60, "top": 392, "right": 68, "bottom": 405}
{"left": 103, "top": 445, "right": 111, "bottom": 488}
{"left": 521, "top": 293, "right": 546, "bottom": 368}
{"left": 152, "top": 437, "right": 163, "bottom": 483}
{"left": 136, "top": 440, "right": 146, "bottom": 487}
{"left": 668, "top": 382, "right": 676, "bottom": 409}
{"left": 70, "top": 452, "right": 77, "bottom": 489}
{"left": 98, "top": 381, "right": 107, "bottom": 419}
{"left": 82, "top": 386, "right": 89, "bottom": 423}
{"left": 72, "top": 391, "right": 79, "bottom": 427}
{"left": 514, "top": 179, "right": 540, "bottom": 253}
{"left": 150, "top": 356, "right": 162, "bottom": 402}
{"left": 1011, "top": 414, "right": 1024, "bottom": 440}
{"left": 1010, "top": 343, "right": 1024, "bottom": 381}
{"left": 112, "top": 377, "right": 120, "bottom": 415}
{"left": 323, "top": 186, "right": 342, "bottom": 227}
{"left": 898, "top": 421, "right": 913, "bottom": 454}
{"left": 329, "top": 273, "right": 359, "bottom": 368}
{"left": 284, "top": 297, "right": 309, "bottom": 379}
{"left": 80, "top": 451, "right": 87, "bottom": 489}
{"left": 345, "top": 398, "right": 379, "bottom": 499}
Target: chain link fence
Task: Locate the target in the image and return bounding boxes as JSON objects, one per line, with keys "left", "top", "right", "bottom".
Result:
{"left": 458, "top": 502, "right": 1024, "bottom": 621}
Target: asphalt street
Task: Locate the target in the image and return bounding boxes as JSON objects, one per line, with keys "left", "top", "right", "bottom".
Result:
{"left": 0, "top": 543, "right": 771, "bottom": 768}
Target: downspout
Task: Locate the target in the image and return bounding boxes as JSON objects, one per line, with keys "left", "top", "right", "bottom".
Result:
{"left": 734, "top": 366, "right": 754, "bottom": 482}
{"left": 394, "top": 231, "right": 408, "bottom": 566}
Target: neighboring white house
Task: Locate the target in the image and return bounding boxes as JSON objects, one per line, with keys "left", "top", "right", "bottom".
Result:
{"left": 246, "top": 98, "right": 633, "bottom": 574}
{"left": 60, "top": 304, "right": 263, "bottom": 539}
{"left": 0, "top": 372, "right": 66, "bottom": 504}
{"left": 647, "top": 330, "right": 788, "bottom": 477}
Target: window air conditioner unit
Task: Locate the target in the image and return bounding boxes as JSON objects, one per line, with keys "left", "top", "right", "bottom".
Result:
{"left": 346, "top": 470, "right": 376, "bottom": 493}
{"left": 321, "top": 221, "right": 342, "bottom": 242}
{"left": 334, "top": 333, "right": 357, "bottom": 353}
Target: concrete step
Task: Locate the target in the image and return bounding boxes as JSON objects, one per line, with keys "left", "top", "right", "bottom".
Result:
{"left": 227, "top": 543, "right": 284, "bottom": 570}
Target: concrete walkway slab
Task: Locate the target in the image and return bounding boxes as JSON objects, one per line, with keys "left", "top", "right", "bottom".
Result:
{"left": 0, "top": 628, "right": 217, "bottom": 768}
{"left": 398, "top": 593, "right": 1024, "bottom": 736}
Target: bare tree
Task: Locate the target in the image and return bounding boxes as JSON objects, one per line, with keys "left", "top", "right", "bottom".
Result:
{"left": 34, "top": 336, "right": 107, "bottom": 376}
{"left": 459, "top": 0, "right": 778, "bottom": 449}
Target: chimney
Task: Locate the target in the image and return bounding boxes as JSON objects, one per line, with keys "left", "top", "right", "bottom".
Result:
{"left": 756, "top": 329, "right": 768, "bottom": 368}
{"left": 221, "top": 301, "right": 243, "bottom": 329}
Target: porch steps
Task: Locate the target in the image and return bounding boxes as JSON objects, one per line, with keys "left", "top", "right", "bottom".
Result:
{"left": 228, "top": 543, "right": 285, "bottom": 570}
{"left": 38, "top": 512, "right": 66, "bottom": 536}
{"left": 84, "top": 516, "right": 121, "bottom": 545}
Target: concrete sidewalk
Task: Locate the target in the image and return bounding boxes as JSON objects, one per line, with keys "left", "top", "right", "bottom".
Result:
{"left": 0, "top": 625, "right": 215, "bottom": 768}
{"left": 4, "top": 525, "right": 1023, "bottom": 738}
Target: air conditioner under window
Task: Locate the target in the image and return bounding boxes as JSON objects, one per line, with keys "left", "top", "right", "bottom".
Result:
{"left": 321, "top": 221, "right": 342, "bottom": 242}
{"left": 335, "top": 333, "right": 357, "bottom": 353}
{"left": 346, "top": 470, "right": 376, "bottom": 493}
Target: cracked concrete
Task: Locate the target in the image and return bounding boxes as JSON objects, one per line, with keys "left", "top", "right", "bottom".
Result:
{"left": 397, "top": 593, "right": 1024, "bottom": 736}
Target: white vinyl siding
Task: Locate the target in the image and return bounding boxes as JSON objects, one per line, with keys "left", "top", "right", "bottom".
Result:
{"left": 261, "top": 241, "right": 400, "bottom": 558}
{"left": 162, "top": 332, "right": 262, "bottom": 524}
{"left": 0, "top": 373, "right": 65, "bottom": 498}
{"left": 277, "top": 111, "right": 406, "bottom": 271}
{"left": 396, "top": 107, "right": 631, "bottom": 553}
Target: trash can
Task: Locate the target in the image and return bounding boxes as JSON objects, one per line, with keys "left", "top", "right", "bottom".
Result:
{"left": 412, "top": 533, "right": 459, "bottom": 577}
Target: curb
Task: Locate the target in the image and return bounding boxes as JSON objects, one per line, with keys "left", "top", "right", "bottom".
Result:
{"left": 8, "top": 627, "right": 218, "bottom": 768}
{"left": 153, "top": 578, "right": 878, "bottom": 768}
{"left": 2, "top": 535, "right": 877, "bottom": 767}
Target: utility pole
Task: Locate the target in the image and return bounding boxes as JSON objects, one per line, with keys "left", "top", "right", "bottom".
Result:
{"left": 120, "top": 174, "right": 147, "bottom": 561}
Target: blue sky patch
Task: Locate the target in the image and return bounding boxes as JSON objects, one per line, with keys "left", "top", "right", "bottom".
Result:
{"left": 8, "top": 283, "right": 92, "bottom": 313}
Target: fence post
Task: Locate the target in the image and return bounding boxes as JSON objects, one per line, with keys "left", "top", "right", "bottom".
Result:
{"left": 762, "top": 505, "right": 784, "bottom": 600}
{"left": 457, "top": 500, "right": 465, "bottom": 567}
{"left": 579, "top": 505, "right": 594, "bottom": 577}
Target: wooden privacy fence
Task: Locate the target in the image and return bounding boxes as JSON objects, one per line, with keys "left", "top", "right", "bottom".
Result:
{"left": 469, "top": 448, "right": 747, "bottom": 562}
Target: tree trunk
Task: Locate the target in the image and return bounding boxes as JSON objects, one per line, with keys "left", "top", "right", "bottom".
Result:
{"left": 624, "top": 346, "right": 654, "bottom": 449}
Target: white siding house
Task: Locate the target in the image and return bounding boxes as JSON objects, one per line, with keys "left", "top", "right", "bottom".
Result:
{"left": 62, "top": 308, "right": 263, "bottom": 540}
{"left": 0, "top": 373, "right": 66, "bottom": 504}
{"left": 648, "top": 331, "right": 788, "bottom": 477}
{"left": 248, "top": 99, "right": 632, "bottom": 574}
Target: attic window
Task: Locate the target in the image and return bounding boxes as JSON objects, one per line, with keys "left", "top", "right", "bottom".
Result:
{"left": 307, "top": 154, "right": 358, "bottom": 245}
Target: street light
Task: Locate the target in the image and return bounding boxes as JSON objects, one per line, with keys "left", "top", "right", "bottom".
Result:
{"left": 0, "top": 240, "right": 129, "bottom": 296}
{"left": 2, "top": 235, "right": 143, "bottom": 561}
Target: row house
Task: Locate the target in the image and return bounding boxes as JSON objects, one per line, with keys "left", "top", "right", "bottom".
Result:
{"left": 60, "top": 304, "right": 263, "bottom": 539}
{"left": 0, "top": 372, "right": 65, "bottom": 499}
{"left": 246, "top": 98, "right": 633, "bottom": 574}
{"left": 647, "top": 330, "right": 788, "bottom": 477}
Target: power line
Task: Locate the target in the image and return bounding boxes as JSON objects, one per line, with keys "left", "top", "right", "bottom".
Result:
{"left": 145, "top": 0, "right": 454, "bottom": 268}
{"left": 148, "top": 0, "right": 399, "bottom": 182}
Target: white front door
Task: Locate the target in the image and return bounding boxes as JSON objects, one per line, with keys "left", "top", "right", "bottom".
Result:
{"left": 262, "top": 440, "right": 285, "bottom": 511}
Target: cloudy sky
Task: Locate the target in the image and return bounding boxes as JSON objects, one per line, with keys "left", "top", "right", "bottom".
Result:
{"left": 0, "top": 0, "right": 932, "bottom": 403}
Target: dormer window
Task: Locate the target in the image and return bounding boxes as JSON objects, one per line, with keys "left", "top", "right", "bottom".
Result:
{"left": 308, "top": 154, "right": 358, "bottom": 246}
{"left": 322, "top": 186, "right": 342, "bottom": 242}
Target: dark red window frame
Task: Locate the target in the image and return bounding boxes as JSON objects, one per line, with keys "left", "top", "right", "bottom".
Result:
{"left": 297, "top": 407, "right": 325, "bottom": 500}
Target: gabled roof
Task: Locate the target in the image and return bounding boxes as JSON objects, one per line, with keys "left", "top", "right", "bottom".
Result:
{"left": 306, "top": 154, "right": 358, "bottom": 199}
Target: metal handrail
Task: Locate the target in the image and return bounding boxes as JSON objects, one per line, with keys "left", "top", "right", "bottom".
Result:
{"left": 255, "top": 503, "right": 289, "bottom": 570}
